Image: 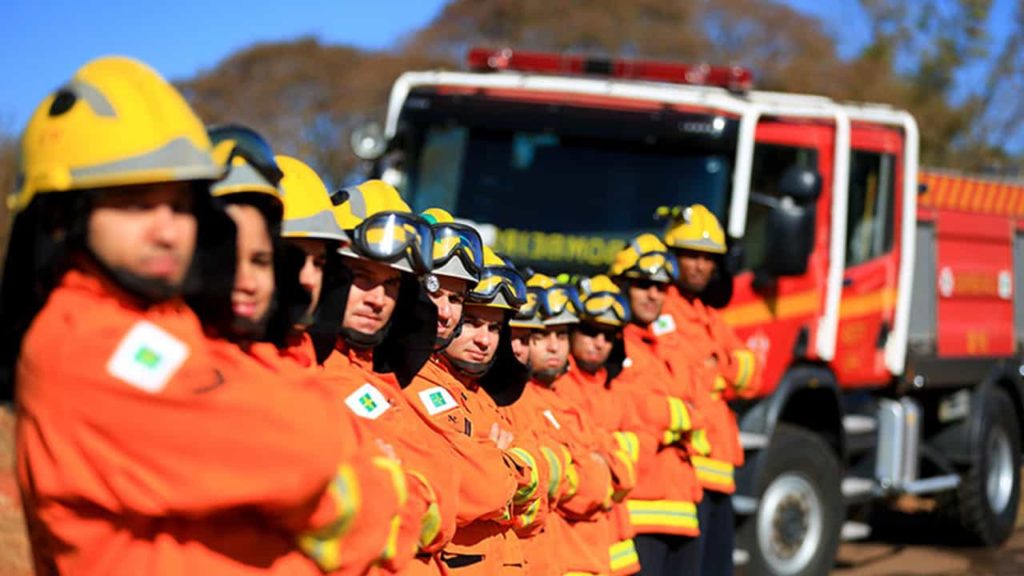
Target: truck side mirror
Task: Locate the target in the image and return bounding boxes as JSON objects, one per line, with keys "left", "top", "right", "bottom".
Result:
{"left": 778, "top": 166, "right": 822, "bottom": 203}
{"left": 762, "top": 167, "right": 821, "bottom": 276}
{"left": 350, "top": 121, "right": 387, "bottom": 160}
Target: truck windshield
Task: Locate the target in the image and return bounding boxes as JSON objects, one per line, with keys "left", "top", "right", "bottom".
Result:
{"left": 395, "top": 93, "right": 735, "bottom": 273}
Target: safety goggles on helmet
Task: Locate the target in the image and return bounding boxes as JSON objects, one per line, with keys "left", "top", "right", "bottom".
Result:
{"left": 431, "top": 222, "right": 485, "bottom": 277}
{"left": 631, "top": 250, "right": 680, "bottom": 282}
{"left": 208, "top": 124, "right": 284, "bottom": 188}
{"left": 468, "top": 265, "right": 528, "bottom": 308}
{"left": 581, "top": 290, "right": 630, "bottom": 324}
{"left": 350, "top": 211, "right": 435, "bottom": 275}
{"left": 531, "top": 284, "right": 583, "bottom": 319}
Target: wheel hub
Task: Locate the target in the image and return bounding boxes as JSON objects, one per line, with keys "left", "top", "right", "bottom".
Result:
{"left": 757, "top": 473, "right": 824, "bottom": 575}
{"left": 986, "top": 426, "right": 1014, "bottom": 514}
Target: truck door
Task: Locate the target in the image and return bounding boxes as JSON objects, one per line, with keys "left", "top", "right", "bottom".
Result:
{"left": 833, "top": 127, "right": 904, "bottom": 386}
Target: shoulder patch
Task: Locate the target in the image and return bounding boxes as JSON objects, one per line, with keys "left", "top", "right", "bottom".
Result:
{"left": 418, "top": 386, "right": 458, "bottom": 416}
{"left": 651, "top": 313, "right": 677, "bottom": 336}
{"left": 106, "top": 320, "right": 190, "bottom": 394}
{"left": 345, "top": 383, "right": 391, "bottom": 419}
{"left": 542, "top": 409, "right": 562, "bottom": 430}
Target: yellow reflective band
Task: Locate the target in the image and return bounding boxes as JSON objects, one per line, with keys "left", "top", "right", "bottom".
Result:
{"left": 419, "top": 502, "right": 442, "bottom": 549}
{"left": 610, "top": 450, "right": 636, "bottom": 501}
{"left": 613, "top": 431, "right": 640, "bottom": 463}
{"left": 733, "top": 350, "right": 755, "bottom": 390}
{"left": 667, "top": 396, "right": 692, "bottom": 433}
{"left": 516, "top": 499, "right": 541, "bottom": 529}
{"left": 713, "top": 375, "right": 727, "bottom": 392}
{"left": 627, "top": 499, "right": 699, "bottom": 531}
{"left": 609, "top": 538, "right": 640, "bottom": 572}
{"left": 691, "top": 455, "right": 736, "bottom": 492}
{"left": 507, "top": 446, "right": 540, "bottom": 505}
{"left": 373, "top": 457, "right": 408, "bottom": 563}
{"left": 541, "top": 445, "right": 564, "bottom": 499}
{"left": 563, "top": 447, "right": 580, "bottom": 501}
{"left": 296, "top": 464, "right": 361, "bottom": 571}
{"left": 689, "top": 429, "right": 712, "bottom": 456}
{"left": 406, "top": 469, "right": 442, "bottom": 549}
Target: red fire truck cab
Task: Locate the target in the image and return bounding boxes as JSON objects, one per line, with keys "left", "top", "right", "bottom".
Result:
{"left": 353, "top": 47, "right": 1024, "bottom": 576}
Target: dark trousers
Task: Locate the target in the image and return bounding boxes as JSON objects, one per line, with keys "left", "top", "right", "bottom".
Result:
{"left": 696, "top": 490, "right": 734, "bottom": 576}
{"left": 635, "top": 532, "right": 701, "bottom": 575}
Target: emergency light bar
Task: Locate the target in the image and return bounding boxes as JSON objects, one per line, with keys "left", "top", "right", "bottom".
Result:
{"left": 467, "top": 47, "right": 754, "bottom": 92}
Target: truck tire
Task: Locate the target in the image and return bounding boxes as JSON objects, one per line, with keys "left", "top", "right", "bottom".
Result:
{"left": 740, "top": 424, "right": 842, "bottom": 576}
{"left": 952, "top": 387, "right": 1021, "bottom": 545}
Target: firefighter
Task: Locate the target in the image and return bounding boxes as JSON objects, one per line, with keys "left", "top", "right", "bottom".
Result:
{"left": 321, "top": 180, "right": 463, "bottom": 575}
{"left": 0, "top": 56, "right": 389, "bottom": 575}
{"left": 400, "top": 209, "right": 544, "bottom": 563}
{"left": 658, "top": 205, "right": 761, "bottom": 576}
{"left": 609, "top": 234, "right": 707, "bottom": 576}
{"left": 432, "top": 245, "right": 540, "bottom": 575}
{"left": 273, "top": 154, "right": 352, "bottom": 367}
{"left": 558, "top": 275, "right": 641, "bottom": 576}
{"left": 504, "top": 273, "right": 637, "bottom": 576}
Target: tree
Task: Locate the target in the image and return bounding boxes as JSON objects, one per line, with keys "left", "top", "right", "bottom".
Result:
{"left": 180, "top": 37, "right": 444, "bottom": 187}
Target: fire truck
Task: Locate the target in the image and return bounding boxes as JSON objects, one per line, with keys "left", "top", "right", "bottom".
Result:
{"left": 350, "top": 47, "right": 1024, "bottom": 575}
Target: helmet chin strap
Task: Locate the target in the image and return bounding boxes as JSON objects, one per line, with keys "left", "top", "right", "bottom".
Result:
{"left": 433, "top": 318, "right": 464, "bottom": 352}
{"left": 574, "top": 358, "right": 604, "bottom": 375}
{"left": 533, "top": 363, "right": 568, "bottom": 385}
{"left": 82, "top": 245, "right": 182, "bottom": 305}
{"left": 341, "top": 323, "right": 390, "bottom": 349}
{"left": 441, "top": 350, "right": 496, "bottom": 378}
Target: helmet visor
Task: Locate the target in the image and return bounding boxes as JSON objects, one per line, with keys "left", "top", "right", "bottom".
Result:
{"left": 469, "top": 266, "right": 528, "bottom": 308}
{"left": 208, "top": 125, "right": 284, "bottom": 187}
{"left": 582, "top": 291, "right": 630, "bottom": 323}
{"left": 352, "top": 211, "right": 434, "bottom": 274}
{"left": 432, "top": 223, "right": 484, "bottom": 277}
{"left": 632, "top": 251, "right": 679, "bottom": 282}
{"left": 535, "top": 284, "right": 583, "bottom": 317}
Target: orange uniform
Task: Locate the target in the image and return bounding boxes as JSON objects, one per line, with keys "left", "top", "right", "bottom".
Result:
{"left": 662, "top": 286, "right": 761, "bottom": 494}
{"left": 433, "top": 370, "right": 529, "bottom": 576}
{"left": 501, "top": 376, "right": 631, "bottom": 575}
{"left": 322, "top": 343, "right": 460, "bottom": 576}
{"left": 557, "top": 360, "right": 642, "bottom": 576}
{"left": 15, "top": 269, "right": 394, "bottom": 575}
{"left": 401, "top": 357, "right": 546, "bottom": 575}
{"left": 618, "top": 323, "right": 703, "bottom": 537}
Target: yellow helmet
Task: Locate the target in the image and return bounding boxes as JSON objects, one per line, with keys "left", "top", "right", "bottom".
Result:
{"left": 334, "top": 179, "right": 432, "bottom": 274}
{"left": 209, "top": 126, "right": 283, "bottom": 221}
{"left": 658, "top": 204, "right": 727, "bottom": 254}
{"left": 526, "top": 273, "right": 581, "bottom": 327}
{"left": 420, "top": 207, "right": 483, "bottom": 284}
{"left": 11, "top": 56, "right": 222, "bottom": 213}
{"left": 577, "top": 275, "right": 630, "bottom": 328}
{"left": 276, "top": 155, "right": 349, "bottom": 244}
{"left": 467, "top": 247, "right": 528, "bottom": 311}
{"left": 608, "top": 233, "right": 679, "bottom": 283}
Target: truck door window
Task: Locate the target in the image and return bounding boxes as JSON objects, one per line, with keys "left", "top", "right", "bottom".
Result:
{"left": 743, "top": 144, "right": 819, "bottom": 271}
{"left": 846, "top": 151, "right": 896, "bottom": 266}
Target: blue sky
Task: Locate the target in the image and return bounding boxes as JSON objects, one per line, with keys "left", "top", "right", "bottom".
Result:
{"left": 0, "top": 0, "right": 1016, "bottom": 134}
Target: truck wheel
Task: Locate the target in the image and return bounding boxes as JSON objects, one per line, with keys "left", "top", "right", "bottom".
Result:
{"left": 954, "top": 387, "right": 1021, "bottom": 545}
{"left": 741, "top": 424, "right": 842, "bottom": 576}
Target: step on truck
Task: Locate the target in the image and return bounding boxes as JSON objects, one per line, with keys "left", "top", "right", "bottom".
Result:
{"left": 351, "top": 47, "right": 1024, "bottom": 576}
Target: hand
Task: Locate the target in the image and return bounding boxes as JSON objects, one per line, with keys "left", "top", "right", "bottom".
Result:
{"left": 489, "top": 422, "right": 514, "bottom": 450}
{"left": 375, "top": 438, "right": 400, "bottom": 462}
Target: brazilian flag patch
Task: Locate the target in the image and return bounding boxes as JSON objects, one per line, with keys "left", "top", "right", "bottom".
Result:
{"left": 344, "top": 383, "right": 391, "bottom": 420}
